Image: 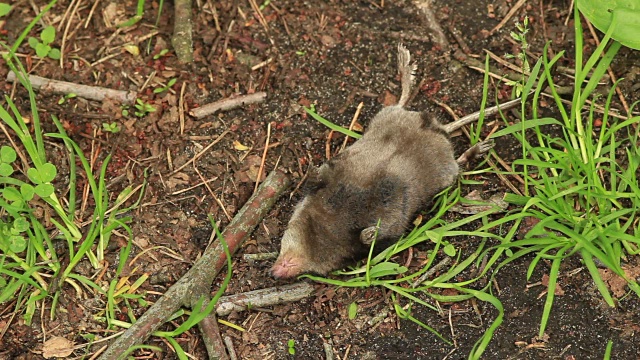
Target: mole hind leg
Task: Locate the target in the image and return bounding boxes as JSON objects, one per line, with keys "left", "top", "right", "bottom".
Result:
{"left": 456, "top": 139, "right": 495, "bottom": 166}
{"left": 360, "top": 226, "right": 379, "bottom": 245}
{"left": 360, "top": 223, "right": 405, "bottom": 246}
{"left": 397, "top": 44, "right": 417, "bottom": 107}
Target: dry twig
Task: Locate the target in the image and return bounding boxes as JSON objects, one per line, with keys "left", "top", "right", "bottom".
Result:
{"left": 7, "top": 71, "right": 137, "bottom": 104}
{"left": 215, "top": 282, "right": 315, "bottom": 316}
{"left": 190, "top": 92, "right": 268, "bottom": 119}
{"left": 172, "top": 0, "right": 194, "bottom": 63}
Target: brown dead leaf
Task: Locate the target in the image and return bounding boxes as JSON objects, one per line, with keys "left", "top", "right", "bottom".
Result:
{"left": 236, "top": 155, "right": 265, "bottom": 183}
{"left": 166, "top": 172, "right": 191, "bottom": 192}
{"left": 381, "top": 90, "right": 397, "bottom": 107}
{"left": 233, "top": 140, "right": 250, "bottom": 151}
{"left": 540, "top": 274, "right": 565, "bottom": 296}
{"left": 598, "top": 265, "right": 640, "bottom": 297}
{"left": 42, "top": 336, "right": 75, "bottom": 358}
{"left": 320, "top": 34, "right": 337, "bottom": 48}
{"left": 518, "top": 216, "right": 541, "bottom": 239}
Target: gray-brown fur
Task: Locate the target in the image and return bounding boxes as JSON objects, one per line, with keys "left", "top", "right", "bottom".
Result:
{"left": 271, "top": 44, "right": 494, "bottom": 279}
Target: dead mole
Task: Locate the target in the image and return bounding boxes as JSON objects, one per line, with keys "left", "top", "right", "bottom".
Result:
{"left": 271, "top": 44, "right": 495, "bottom": 279}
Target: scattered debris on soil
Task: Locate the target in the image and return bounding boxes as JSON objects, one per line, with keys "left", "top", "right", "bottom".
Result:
{"left": 1, "top": 0, "right": 639, "bottom": 359}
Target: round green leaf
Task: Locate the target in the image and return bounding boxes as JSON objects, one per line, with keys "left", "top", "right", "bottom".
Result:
{"left": 0, "top": 3, "right": 12, "bottom": 17}
{"left": 2, "top": 187, "right": 22, "bottom": 202}
{"left": 443, "top": 243, "right": 457, "bottom": 257}
{"left": 48, "top": 48, "right": 61, "bottom": 60}
{"left": 577, "top": 0, "right": 640, "bottom": 50}
{"left": 28, "top": 36, "right": 39, "bottom": 49}
{"left": 13, "top": 217, "right": 29, "bottom": 232}
{"left": 0, "top": 163, "right": 13, "bottom": 177}
{"left": 39, "top": 163, "right": 57, "bottom": 182}
{"left": 20, "top": 183, "right": 35, "bottom": 201}
{"left": 41, "top": 25, "right": 56, "bottom": 44}
{"left": 35, "top": 43, "right": 50, "bottom": 58}
{"left": 348, "top": 302, "right": 358, "bottom": 320}
{"left": 35, "top": 183, "right": 54, "bottom": 198}
{"left": 26, "top": 167, "right": 41, "bottom": 184}
{"left": 0, "top": 146, "right": 17, "bottom": 163}
{"left": 8, "top": 235, "right": 27, "bottom": 253}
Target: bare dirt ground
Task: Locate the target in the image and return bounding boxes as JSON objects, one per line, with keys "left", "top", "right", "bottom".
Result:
{"left": 1, "top": 0, "right": 640, "bottom": 359}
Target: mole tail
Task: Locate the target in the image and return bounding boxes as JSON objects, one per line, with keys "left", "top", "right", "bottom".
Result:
{"left": 397, "top": 43, "right": 417, "bottom": 108}
{"left": 456, "top": 140, "right": 495, "bottom": 166}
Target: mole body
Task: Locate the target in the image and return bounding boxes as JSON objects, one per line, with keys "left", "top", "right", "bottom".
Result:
{"left": 272, "top": 45, "right": 494, "bottom": 278}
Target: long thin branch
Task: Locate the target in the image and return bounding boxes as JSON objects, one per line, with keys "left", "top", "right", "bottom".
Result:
{"left": 215, "top": 282, "right": 315, "bottom": 316}
{"left": 6, "top": 71, "right": 137, "bottom": 104}
{"left": 190, "top": 92, "right": 267, "bottom": 119}
{"left": 172, "top": 0, "right": 194, "bottom": 63}
{"left": 98, "top": 171, "right": 290, "bottom": 360}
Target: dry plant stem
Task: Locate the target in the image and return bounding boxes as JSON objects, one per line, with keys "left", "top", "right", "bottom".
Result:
{"left": 254, "top": 122, "right": 272, "bottom": 193}
{"left": 413, "top": 0, "right": 449, "bottom": 50}
{"left": 489, "top": 0, "right": 527, "bottom": 35}
{"left": 442, "top": 97, "right": 522, "bottom": 133}
{"left": 190, "top": 92, "right": 267, "bottom": 118}
{"left": 324, "top": 341, "right": 335, "bottom": 360}
{"left": 179, "top": 81, "right": 187, "bottom": 135}
{"left": 97, "top": 171, "right": 290, "bottom": 360}
{"left": 215, "top": 282, "right": 314, "bottom": 316}
{"left": 411, "top": 257, "right": 452, "bottom": 288}
{"left": 340, "top": 102, "right": 364, "bottom": 152}
{"left": 6, "top": 71, "right": 137, "bottom": 104}
{"left": 198, "top": 305, "right": 229, "bottom": 360}
{"left": 224, "top": 336, "right": 238, "bottom": 360}
{"left": 172, "top": 0, "right": 194, "bottom": 63}
{"left": 168, "top": 129, "right": 230, "bottom": 176}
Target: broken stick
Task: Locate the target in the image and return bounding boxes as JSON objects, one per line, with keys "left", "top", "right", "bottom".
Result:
{"left": 190, "top": 92, "right": 267, "bottom": 119}
{"left": 215, "top": 282, "right": 315, "bottom": 316}
{"left": 98, "top": 170, "right": 290, "bottom": 360}
{"left": 6, "top": 71, "right": 137, "bottom": 104}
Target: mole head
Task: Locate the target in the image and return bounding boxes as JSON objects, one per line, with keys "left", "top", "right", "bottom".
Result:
{"left": 271, "top": 221, "right": 312, "bottom": 279}
{"left": 271, "top": 194, "right": 355, "bottom": 279}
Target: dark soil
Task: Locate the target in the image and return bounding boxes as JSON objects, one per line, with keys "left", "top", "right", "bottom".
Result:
{"left": 1, "top": 0, "right": 639, "bottom": 359}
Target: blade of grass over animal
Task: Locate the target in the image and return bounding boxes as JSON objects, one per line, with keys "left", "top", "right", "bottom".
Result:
{"left": 459, "top": 286, "right": 504, "bottom": 360}
{"left": 538, "top": 245, "right": 569, "bottom": 337}
{"left": 303, "top": 106, "right": 362, "bottom": 139}
{"left": 365, "top": 220, "right": 381, "bottom": 285}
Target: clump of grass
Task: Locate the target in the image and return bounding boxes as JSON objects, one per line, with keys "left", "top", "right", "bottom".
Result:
{"left": 490, "top": 6, "right": 640, "bottom": 337}
{"left": 0, "top": 49, "right": 143, "bottom": 325}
